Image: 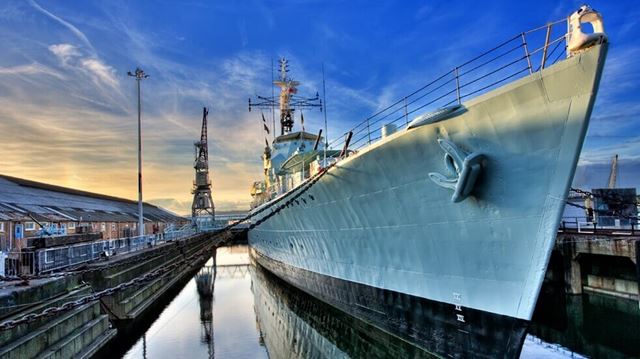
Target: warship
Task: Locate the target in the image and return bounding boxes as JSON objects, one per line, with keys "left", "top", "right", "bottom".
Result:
{"left": 247, "top": 5, "right": 608, "bottom": 357}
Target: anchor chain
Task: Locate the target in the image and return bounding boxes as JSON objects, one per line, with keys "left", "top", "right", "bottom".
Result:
{"left": 564, "top": 201, "right": 638, "bottom": 221}
{"left": 1, "top": 161, "right": 336, "bottom": 282}
{"left": 219, "top": 162, "right": 337, "bottom": 235}
{"left": 0, "top": 163, "right": 339, "bottom": 330}
{"left": 568, "top": 187, "right": 638, "bottom": 221}
{"left": 570, "top": 187, "right": 638, "bottom": 206}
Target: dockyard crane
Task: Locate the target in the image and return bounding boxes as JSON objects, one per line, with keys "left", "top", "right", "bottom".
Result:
{"left": 191, "top": 107, "right": 215, "bottom": 225}
{"left": 607, "top": 154, "right": 618, "bottom": 188}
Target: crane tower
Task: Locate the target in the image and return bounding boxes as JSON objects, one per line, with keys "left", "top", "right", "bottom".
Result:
{"left": 191, "top": 107, "right": 215, "bottom": 223}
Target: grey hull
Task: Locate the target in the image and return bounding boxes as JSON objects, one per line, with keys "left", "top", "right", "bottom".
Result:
{"left": 252, "top": 249, "right": 528, "bottom": 358}
{"left": 249, "top": 44, "right": 607, "bottom": 321}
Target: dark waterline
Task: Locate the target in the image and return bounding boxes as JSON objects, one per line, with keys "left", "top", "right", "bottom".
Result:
{"left": 107, "top": 245, "right": 639, "bottom": 358}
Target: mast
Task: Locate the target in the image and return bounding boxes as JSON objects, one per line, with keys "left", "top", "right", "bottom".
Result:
{"left": 273, "top": 58, "right": 298, "bottom": 135}
{"left": 248, "top": 57, "right": 322, "bottom": 136}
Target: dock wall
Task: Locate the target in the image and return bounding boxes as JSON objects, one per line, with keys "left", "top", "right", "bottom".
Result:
{"left": 0, "top": 231, "right": 225, "bottom": 358}
{"left": 553, "top": 232, "right": 639, "bottom": 301}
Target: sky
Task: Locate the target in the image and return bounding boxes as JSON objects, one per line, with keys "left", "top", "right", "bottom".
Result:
{"left": 0, "top": 0, "right": 639, "bottom": 215}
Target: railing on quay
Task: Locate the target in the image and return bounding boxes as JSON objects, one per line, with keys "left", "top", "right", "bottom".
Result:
{"left": 1, "top": 222, "right": 222, "bottom": 278}
{"left": 326, "top": 18, "right": 569, "bottom": 156}
{"left": 559, "top": 216, "right": 638, "bottom": 236}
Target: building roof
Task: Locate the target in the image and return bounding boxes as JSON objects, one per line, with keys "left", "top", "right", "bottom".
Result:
{"left": 0, "top": 174, "right": 183, "bottom": 223}
{"left": 278, "top": 150, "right": 342, "bottom": 174}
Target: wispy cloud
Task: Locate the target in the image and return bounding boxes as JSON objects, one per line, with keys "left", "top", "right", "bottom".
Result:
{"left": 0, "top": 62, "right": 64, "bottom": 79}
{"left": 580, "top": 136, "right": 640, "bottom": 165}
{"left": 79, "top": 58, "right": 118, "bottom": 88}
{"left": 48, "top": 43, "right": 120, "bottom": 91}
{"left": 48, "top": 43, "right": 80, "bottom": 64}
{"left": 28, "top": 0, "right": 96, "bottom": 54}
{"left": 1, "top": 0, "right": 639, "bottom": 214}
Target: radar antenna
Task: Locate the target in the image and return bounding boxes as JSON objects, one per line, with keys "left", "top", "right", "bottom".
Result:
{"left": 248, "top": 57, "right": 322, "bottom": 135}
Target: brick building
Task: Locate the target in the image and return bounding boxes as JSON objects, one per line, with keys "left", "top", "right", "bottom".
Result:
{"left": 0, "top": 175, "right": 187, "bottom": 251}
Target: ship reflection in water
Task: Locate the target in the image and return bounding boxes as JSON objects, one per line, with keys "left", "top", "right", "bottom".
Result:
{"left": 115, "top": 245, "right": 639, "bottom": 358}
{"left": 251, "top": 260, "right": 436, "bottom": 358}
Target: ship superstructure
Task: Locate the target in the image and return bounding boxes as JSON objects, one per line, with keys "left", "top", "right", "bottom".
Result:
{"left": 246, "top": 6, "right": 608, "bottom": 357}
{"left": 248, "top": 58, "right": 333, "bottom": 208}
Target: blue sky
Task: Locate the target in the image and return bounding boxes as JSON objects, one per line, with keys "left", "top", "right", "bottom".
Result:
{"left": 0, "top": 0, "right": 638, "bottom": 213}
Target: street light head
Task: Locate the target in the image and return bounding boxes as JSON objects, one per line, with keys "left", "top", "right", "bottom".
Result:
{"left": 128, "top": 67, "right": 148, "bottom": 79}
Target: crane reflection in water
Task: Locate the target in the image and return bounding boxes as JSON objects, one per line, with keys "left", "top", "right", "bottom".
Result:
{"left": 196, "top": 247, "right": 216, "bottom": 358}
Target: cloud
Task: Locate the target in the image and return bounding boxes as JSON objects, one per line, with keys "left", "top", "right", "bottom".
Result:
{"left": 2, "top": 0, "right": 638, "bottom": 214}
{"left": 48, "top": 43, "right": 81, "bottom": 64}
{"left": 596, "top": 44, "right": 640, "bottom": 105}
{"left": 79, "top": 58, "right": 118, "bottom": 88}
{"left": 48, "top": 43, "right": 119, "bottom": 89}
{"left": 0, "top": 63, "right": 64, "bottom": 79}
{"left": 148, "top": 198, "right": 191, "bottom": 216}
{"left": 579, "top": 136, "right": 640, "bottom": 165}
{"left": 574, "top": 158, "right": 640, "bottom": 190}
{"left": 28, "top": 0, "right": 96, "bottom": 54}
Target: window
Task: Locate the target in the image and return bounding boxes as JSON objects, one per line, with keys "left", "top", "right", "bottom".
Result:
{"left": 100, "top": 222, "right": 106, "bottom": 232}
{"left": 111, "top": 223, "right": 116, "bottom": 230}
{"left": 25, "top": 222, "right": 36, "bottom": 231}
{"left": 68, "top": 222, "right": 76, "bottom": 229}
{"left": 0, "top": 223, "right": 4, "bottom": 232}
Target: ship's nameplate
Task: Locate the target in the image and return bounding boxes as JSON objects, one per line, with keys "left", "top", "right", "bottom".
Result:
{"left": 407, "top": 105, "right": 467, "bottom": 129}
{"left": 428, "top": 138, "right": 485, "bottom": 203}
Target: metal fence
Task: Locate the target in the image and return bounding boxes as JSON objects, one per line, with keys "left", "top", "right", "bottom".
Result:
{"left": 1, "top": 222, "right": 222, "bottom": 277}
{"left": 559, "top": 216, "right": 638, "bottom": 235}
{"left": 2, "top": 251, "right": 35, "bottom": 278}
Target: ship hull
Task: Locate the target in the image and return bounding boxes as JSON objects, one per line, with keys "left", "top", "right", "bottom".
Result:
{"left": 248, "top": 43, "right": 607, "bottom": 323}
{"left": 252, "top": 249, "right": 528, "bottom": 358}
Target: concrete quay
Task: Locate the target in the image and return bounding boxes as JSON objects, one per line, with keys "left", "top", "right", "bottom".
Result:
{"left": 0, "top": 230, "right": 230, "bottom": 358}
{"left": 551, "top": 230, "right": 639, "bottom": 301}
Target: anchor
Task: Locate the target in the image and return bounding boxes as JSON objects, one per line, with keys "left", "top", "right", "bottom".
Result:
{"left": 428, "top": 138, "right": 485, "bottom": 203}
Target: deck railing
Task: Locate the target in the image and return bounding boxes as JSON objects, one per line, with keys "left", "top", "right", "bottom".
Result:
{"left": 327, "top": 18, "right": 569, "bottom": 154}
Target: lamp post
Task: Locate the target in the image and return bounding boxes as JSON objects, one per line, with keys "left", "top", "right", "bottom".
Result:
{"left": 127, "top": 68, "right": 149, "bottom": 236}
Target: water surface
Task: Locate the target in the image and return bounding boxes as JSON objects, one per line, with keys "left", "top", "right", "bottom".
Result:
{"left": 112, "top": 245, "right": 639, "bottom": 358}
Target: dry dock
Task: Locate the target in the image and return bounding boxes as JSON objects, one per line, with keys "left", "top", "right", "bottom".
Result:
{"left": 551, "top": 225, "right": 639, "bottom": 301}
{"left": 0, "top": 230, "right": 239, "bottom": 358}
